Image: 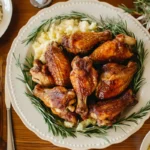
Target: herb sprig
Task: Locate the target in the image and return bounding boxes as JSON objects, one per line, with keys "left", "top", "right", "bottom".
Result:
{"left": 119, "top": 0, "right": 150, "bottom": 30}
{"left": 119, "top": 0, "right": 150, "bottom": 15}
{"left": 98, "top": 16, "right": 135, "bottom": 37}
{"left": 22, "top": 11, "right": 98, "bottom": 45}
{"left": 15, "top": 12, "right": 150, "bottom": 139}
{"left": 132, "top": 41, "right": 148, "bottom": 93}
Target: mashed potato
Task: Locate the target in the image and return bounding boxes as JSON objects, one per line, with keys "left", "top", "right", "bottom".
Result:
{"left": 32, "top": 19, "right": 98, "bottom": 63}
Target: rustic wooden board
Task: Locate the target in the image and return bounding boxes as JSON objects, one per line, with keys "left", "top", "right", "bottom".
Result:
{"left": 0, "top": 0, "right": 150, "bottom": 150}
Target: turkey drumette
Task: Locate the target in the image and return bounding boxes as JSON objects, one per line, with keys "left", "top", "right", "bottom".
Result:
{"left": 70, "top": 56, "right": 98, "bottom": 119}
{"left": 90, "top": 34, "right": 136, "bottom": 62}
{"left": 96, "top": 61, "right": 137, "bottom": 99}
{"left": 62, "top": 30, "right": 111, "bottom": 54}
{"left": 33, "top": 84, "right": 77, "bottom": 124}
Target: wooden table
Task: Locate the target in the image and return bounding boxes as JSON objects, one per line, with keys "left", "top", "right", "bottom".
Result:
{"left": 0, "top": 0, "right": 150, "bottom": 150}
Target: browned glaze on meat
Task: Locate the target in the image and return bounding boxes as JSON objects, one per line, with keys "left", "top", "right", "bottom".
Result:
{"left": 33, "top": 84, "right": 77, "bottom": 124}
{"left": 45, "top": 42, "right": 71, "bottom": 87}
{"left": 30, "top": 59, "right": 55, "bottom": 87}
{"left": 90, "top": 34, "right": 136, "bottom": 62}
{"left": 70, "top": 56, "right": 98, "bottom": 119}
{"left": 62, "top": 30, "right": 111, "bottom": 54}
{"left": 31, "top": 30, "right": 139, "bottom": 126}
{"left": 90, "top": 89, "right": 137, "bottom": 126}
{"left": 96, "top": 61, "right": 137, "bottom": 99}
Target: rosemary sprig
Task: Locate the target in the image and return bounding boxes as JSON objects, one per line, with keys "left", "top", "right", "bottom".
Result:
{"left": 119, "top": 4, "right": 135, "bottom": 14}
{"left": 120, "top": 0, "right": 150, "bottom": 15}
{"left": 131, "top": 41, "right": 148, "bottom": 93}
{"left": 22, "top": 11, "right": 98, "bottom": 45}
{"left": 112, "top": 101, "right": 150, "bottom": 131}
{"left": 13, "top": 54, "right": 35, "bottom": 92}
{"left": 119, "top": 0, "right": 150, "bottom": 29}
{"left": 98, "top": 16, "right": 135, "bottom": 37}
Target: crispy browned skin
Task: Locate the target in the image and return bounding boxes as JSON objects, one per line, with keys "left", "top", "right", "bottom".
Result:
{"left": 33, "top": 84, "right": 77, "bottom": 124}
{"left": 90, "top": 89, "right": 136, "bottom": 126}
{"left": 70, "top": 56, "right": 98, "bottom": 119}
{"left": 90, "top": 34, "right": 136, "bottom": 62}
{"left": 45, "top": 42, "right": 71, "bottom": 87}
{"left": 96, "top": 61, "right": 137, "bottom": 99}
{"left": 62, "top": 31, "right": 111, "bottom": 54}
{"left": 30, "top": 60, "right": 55, "bottom": 87}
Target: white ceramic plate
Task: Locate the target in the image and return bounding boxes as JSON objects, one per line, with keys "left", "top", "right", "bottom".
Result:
{"left": 6, "top": 0, "right": 150, "bottom": 149}
{"left": 0, "top": 0, "right": 12, "bottom": 37}
{"left": 140, "top": 131, "right": 150, "bottom": 150}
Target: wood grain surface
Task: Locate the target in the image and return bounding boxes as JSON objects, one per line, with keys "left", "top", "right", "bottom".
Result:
{"left": 0, "top": 0, "right": 150, "bottom": 150}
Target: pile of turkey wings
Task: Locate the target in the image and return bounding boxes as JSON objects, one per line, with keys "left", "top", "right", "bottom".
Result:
{"left": 30, "top": 30, "right": 138, "bottom": 127}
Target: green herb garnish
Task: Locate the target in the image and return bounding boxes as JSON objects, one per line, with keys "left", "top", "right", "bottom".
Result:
{"left": 15, "top": 12, "right": 149, "bottom": 139}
